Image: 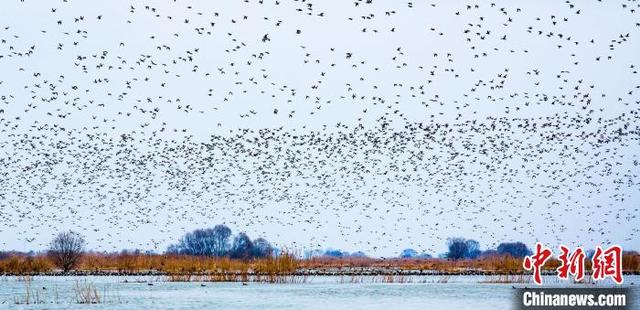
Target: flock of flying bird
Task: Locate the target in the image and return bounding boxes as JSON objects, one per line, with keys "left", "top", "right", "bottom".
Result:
{"left": 0, "top": 0, "right": 639, "bottom": 256}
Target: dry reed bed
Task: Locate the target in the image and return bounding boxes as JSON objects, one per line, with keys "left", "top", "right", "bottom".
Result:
{"left": 2, "top": 252, "right": 639, "bottom": 278}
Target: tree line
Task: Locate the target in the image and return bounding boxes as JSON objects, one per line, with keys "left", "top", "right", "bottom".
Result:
{"left": 442, "top": 237, "right": 532, "bottom": 260}
{"left": 40, "top": 225, "right": 276, "bottom": 272}
{"left": 165, "top": 224, "right": 274, "bottom": 260}
{"left": 24, "top": 228, "right": 606, "bottom": 273}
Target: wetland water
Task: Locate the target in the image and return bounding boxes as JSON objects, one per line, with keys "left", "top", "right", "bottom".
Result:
{"left": 1, "top": 275, "right": 638, "bottom": 309}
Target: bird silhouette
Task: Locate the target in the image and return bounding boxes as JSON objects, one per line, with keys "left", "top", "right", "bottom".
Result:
{"left": 0, "top": 0, "right": 637, "bottom": 256}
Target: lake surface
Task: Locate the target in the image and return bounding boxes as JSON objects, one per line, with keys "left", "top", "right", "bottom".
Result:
{"left": 1, "top": 275, "right": 638, "bottom": 309}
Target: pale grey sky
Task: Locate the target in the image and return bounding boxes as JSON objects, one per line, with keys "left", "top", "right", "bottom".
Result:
{"left": 0, "top": 0, "right": 638, "bottom": 256}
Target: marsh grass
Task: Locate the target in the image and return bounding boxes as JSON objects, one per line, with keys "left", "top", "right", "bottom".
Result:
{"left": 481, "top": 274, "right": 531, "bottom": 284}
{"left": 12, "top": 275, "right": 61, "bottom": 305}
{"left": 437, "top": 275, "right": 451, "bottom": 283}
{"left": 1, "top": 256, "right": 52, "bottom": 274}
{"left": 2, "top": 251, "right": 639, "bottom": 278}
{"left": 72, "top": 280, "right": 121, "bottom": 304}
{"left": 381, "top": 274, "right": 411, "bottom": 283}
{"left": 13, "top": 276, "right": 40, "bottom": 305}
{"left": 73, "top": 280, "right": 101, "bottom": 304}
{"left": 162, "top": 252, "right": 309, "bottom": 283}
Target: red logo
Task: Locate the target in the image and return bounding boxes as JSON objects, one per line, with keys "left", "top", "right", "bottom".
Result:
{"left": 591, "top": 245, "right": 623, "bottom": 284}
{"left": 523, "top": 244, "right": 624, "bottom": 285}
{"left": 523, "top": 243, "right": 553, "bottom": 285}
{"left": 557, "top": 245, "right": 585, "bottom": 282}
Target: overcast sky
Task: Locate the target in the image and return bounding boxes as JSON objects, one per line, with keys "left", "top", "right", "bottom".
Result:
{"left": 0, "top": 0, "right": 638, "bottom": 256}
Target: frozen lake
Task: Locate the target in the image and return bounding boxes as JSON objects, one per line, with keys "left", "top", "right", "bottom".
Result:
{"left": 1, "top": 275, "right": 638, "bottom": 309}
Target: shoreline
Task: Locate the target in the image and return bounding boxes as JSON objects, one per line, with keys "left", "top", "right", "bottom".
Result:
{"left": 4, "top": 269, "right": 639, "bottom": 277}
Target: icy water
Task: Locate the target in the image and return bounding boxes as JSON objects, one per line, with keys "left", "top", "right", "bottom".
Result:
{"left": 1, "top": 276, "right": 638, "bottom": 309}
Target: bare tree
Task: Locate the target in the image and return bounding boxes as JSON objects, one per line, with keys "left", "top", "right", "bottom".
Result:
{"left": 230, "top": 232, "right": 254, "bottom": 260}
{"left": 181, "top": 228, "right": 215, "bottom": 256}
{"left": 446, "top": 238, "right": 481, "bottom": 260}
{"left": 211, "top": 224, "right": 232, "bottom": 256}
{"left": 48, "top": 231, "right": 86, "bottom": 272}
{"left": 446, "top": 237, "right": 468, "bottom": 260}
{"left": 252, "top": 238, "right": 274, "bottom": 258}
{"left": 497, "top": 242, "right": 532, "bottom": 258}
{"left": 167, "top": 224, "right": 232, "bottom": 257}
